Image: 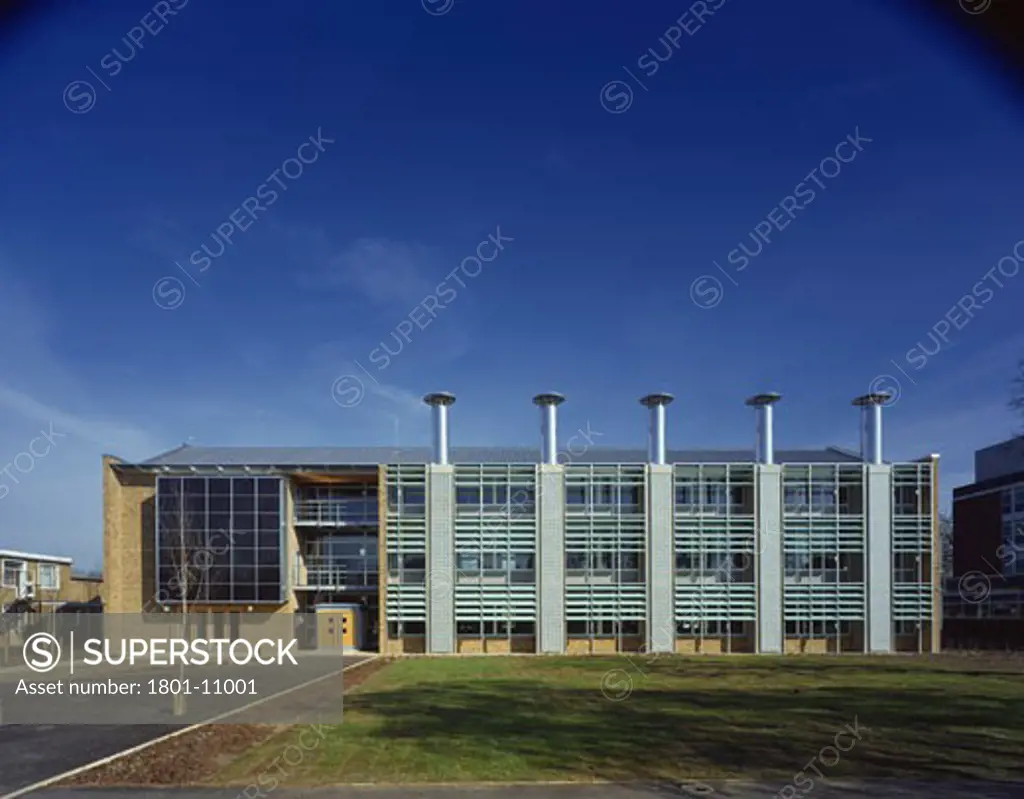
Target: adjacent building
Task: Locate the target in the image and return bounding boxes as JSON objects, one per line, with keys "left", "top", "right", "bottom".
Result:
{"left": 947, "top": 435, "right": 1024, "bottom": 648}
{"left": 102, "top": 391, "right": 941, "bottom": 655}
{"left": 0, "top": 549, "right": 103, "bottom": 610}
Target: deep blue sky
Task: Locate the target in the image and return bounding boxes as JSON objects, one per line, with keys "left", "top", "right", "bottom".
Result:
{"left": 1, "top": 0, "right": 1022, "bottom": 565}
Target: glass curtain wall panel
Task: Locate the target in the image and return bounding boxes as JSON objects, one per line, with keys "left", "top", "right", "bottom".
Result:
{"left": 892, "top": 463, "right": 934, "bottom": 647}
{"left": 156, "top": 475, "right": 283, "bottom": 604}
{"left": 674, "top": 464, "right": 757, "bottom": 646}
{"left": 453, "top": 465, "right": 538, "bottom": 641}
{"left": 565, "top": 465, "right": 647, "bottom": 644}
{"left": 384, "top": 465, "right": 427, "bottom": 637}
{"left": 782, "top": 465, "right": 866, "bottom": 644}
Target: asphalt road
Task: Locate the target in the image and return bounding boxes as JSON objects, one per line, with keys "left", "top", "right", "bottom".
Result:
{"left": 0, "top": 654, "right": 367, "bottom": 798}
{"left": 20, "top": 781, "right": 1024, "bottom": 799}
{"left": 0, "top": 651, "right": 356, "bottom": 725}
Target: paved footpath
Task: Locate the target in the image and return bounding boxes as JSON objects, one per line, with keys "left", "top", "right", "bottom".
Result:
{"left": 21, "top": 781, "right": 1024, "bottom": 799}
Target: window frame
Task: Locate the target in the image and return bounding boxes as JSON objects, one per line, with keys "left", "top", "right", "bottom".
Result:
{"left": 1, "top": 559, "right": 26, "bottom": 588}
{"left": 38, "top": 563, "right": 60, "bottom": 590}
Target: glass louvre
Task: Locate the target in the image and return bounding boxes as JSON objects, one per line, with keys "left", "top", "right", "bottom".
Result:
{"left": 385, "top": 465, "right": 427, "bottom": 625}
{"left": 892, "top": 464, "right": 934, "bottom": 628}
{"left": 156, "top": 475, "right": 283, "bottom": 603}
{"left": 454, "top": 465, "right": 538, "bottom": 636}
{"left": 782, "top": 465, "right": 866, "bottom": 637}
{"left": 674, "top": 465, "right": 757, "bottom": 633}
{"left": 565, "top": 465, "right": 647, "bottom": 633}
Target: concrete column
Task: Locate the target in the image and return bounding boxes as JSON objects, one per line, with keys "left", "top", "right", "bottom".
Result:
{"left": 866, "top": 464, "right": 893, "bottom": 653}
{"left": 537, "top": 464, "right": 565, "bottom": 653}
{"left": 756, "top": 465, "right": 783, "bottom": 654}
{"left": 426, "top": 464, "right": 455, "bottom": 654}
{"left": 647, "top": 464, "right": 675, "bottom": 652}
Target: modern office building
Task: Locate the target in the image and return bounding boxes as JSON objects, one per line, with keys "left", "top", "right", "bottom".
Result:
{"left": 102, "top": 392, "right": 941, "bottom": 655}
{"left": 946, "top": 436, "right": 1024, "bottom": 648}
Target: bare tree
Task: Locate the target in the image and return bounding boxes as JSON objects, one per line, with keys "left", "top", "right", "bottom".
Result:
{"left": 154, "top": 500, "right": 231, "bottom": 608}
{"left": 1012, "top": 358, "right": 1024, "bottom": 428}
{"left": 939, "top": 511, "right": 953, "bottom": 578}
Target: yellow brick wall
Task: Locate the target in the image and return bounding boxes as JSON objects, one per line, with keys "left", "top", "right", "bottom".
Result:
{"left": 65, "top": 576, "right": 103, "bottom": 603}
{"left": 102, "top": 455, "right": 157, "bottom": 613}
{"left": 282, "top": 482, "right": 299, "bottom": 612}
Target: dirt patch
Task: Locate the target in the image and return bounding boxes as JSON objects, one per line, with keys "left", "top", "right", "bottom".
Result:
{"left": 58, "top": 656, "right": 390, "bottom": 787}
{"left": 60, "top": 724, "right": 280, "bottom": 787}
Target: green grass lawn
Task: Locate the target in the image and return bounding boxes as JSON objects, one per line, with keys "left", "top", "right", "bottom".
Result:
{"left": 215, "top": 655, "right": 1024, "bottom": 785}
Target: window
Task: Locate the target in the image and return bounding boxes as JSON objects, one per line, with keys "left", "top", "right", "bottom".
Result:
{"left": 677, "top": 620, "right": 743, "bottom": 636}
{"left": 593, "top": 483, "right": 616, "bottom": 507}
{"left": 786, "top": 620, "right": 841, "bottom": 636}
{"left": 566, "top": 552, "right": 586, "bottom": 570}
{"left": 157, "top": 476, "right": 282, "bottom": 603}
{"left": 484, "top": 485, "right": 508, "bottom": 507}
{"left": 456, "top": 486, "right": 480, "bottom": 505}
{"left": 676, "top": 552, "right": 697, "bottom": 572}
{"left": 456, "top": 553, "right": 481, "bottom": 573}
{"left": 509, "top": 486, "right": 535, "bottom": 511}
{"left": 38, "top": 563, "right": 59, "bottom": 590}
{"left": 389, "top": 485, "right": 425, "bottom": 514}
{"left": 457, "top": 621, "right": 482, "bottom": 636}
{"left": 567, "top": 486, "right": 586, "bottom": 505}
{"left": 786, "top": 553, "right": 839, "bottom": 581}
{"left": 511, "top": 621, "right": 535, "bottom": 636}
{"left": 785, "top": 553, "right": 809, "bottom": 575}
{"left": 1003, "top": 489, "right": 1014, "bottom": 515}
{"left": 1015, "top": 487, "right": 1024, "bottom": 514}
{"left": 837, "top": 486, "right": 858, "bottom": 514}
{"left": 894, "top": 552, "right": 921, "bottom": 582}
{"left": 705, "top": 485, "right": 729, "bottom": 513}
{"left": 396, "top": 553, "right": 426, "bottom": 584}
{"left": 894, "top": 620, "right": 920, "bottom": 636}
{"left": 894, "top": 486, "right": 920, "bottom": 515}
{"left": 810, "top": 485, "right": 837, "bottom": 512}
{"left": 620, "top": 486, "right": 643, "bottom": 512}
{"left": 567, "top": 620, "right": 634, "bottom": 637}
{"left": 784, "top": 486, "right": 808, "bottom": 512}
{"left": 676, "top": 483, "right": 699, "bottom": 509}
{"left": 2, "top": 559, "right": 25, "bottom": 588}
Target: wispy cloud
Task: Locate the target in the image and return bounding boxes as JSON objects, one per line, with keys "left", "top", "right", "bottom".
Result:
{"left": 299, "top": 233, "right": 437, "bottom": 306}
{"left": 361, "top": 378, "right": 430, "bottom": 415}
{"left": 0, "top": 385, "right": 157, "bottom": 455}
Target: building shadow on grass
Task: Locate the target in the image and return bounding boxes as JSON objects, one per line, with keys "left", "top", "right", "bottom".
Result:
{"left": 342, "top": 671, "right": 1024, "bottom": 785}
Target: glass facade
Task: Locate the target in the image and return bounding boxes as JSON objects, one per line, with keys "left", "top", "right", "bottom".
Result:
{"left": 156, "top": 476, "right": 283, "bottom": 603}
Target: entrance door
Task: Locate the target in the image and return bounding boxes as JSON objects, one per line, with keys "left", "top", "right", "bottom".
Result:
{"left": 315, "top": 608, "right": 358, "bottom": 649}
{"left": 341, "top": 609, "right": 356, "bottom": 648}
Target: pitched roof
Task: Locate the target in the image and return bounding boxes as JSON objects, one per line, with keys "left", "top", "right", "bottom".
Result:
{"left": 135, "top": 444, "right": 864, "bottom": 467}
